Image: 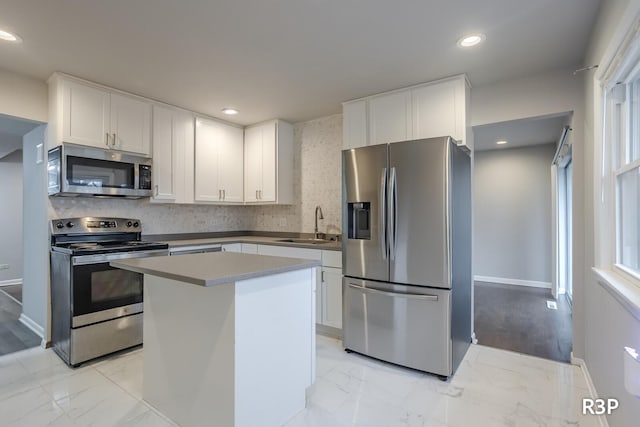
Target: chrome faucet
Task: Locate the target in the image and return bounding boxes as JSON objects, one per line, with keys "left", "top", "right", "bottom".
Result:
{"left": 314, "top": 205, "right": 324, "bottom": 239}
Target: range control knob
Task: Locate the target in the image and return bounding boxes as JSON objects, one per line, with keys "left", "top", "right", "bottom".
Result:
{"left": 126, "top": 221, "right": 133, "bottom": 227}
{"left": 56, "top": 222, "right": 64, "bottom": 229}
{"left": 133, "top": 221, "right": 139, "bottom": 228}
{"left": 66, "top": 222, "right": 74, "bottom": 228}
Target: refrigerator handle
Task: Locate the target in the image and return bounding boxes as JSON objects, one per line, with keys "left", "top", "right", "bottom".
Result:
{"left": 380, "top": 168, "right": 387, "bottom": 260}
{"left": 389, "top": 167, "right": 398, "bottom": 260}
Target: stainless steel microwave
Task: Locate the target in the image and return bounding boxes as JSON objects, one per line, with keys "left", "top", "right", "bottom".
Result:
{"left": 48, "top": 144, "right": 152, "bottom": 198}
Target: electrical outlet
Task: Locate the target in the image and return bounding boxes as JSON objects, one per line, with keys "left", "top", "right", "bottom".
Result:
{"left": 0, "top": 264, "right": 9, "bottom": 270}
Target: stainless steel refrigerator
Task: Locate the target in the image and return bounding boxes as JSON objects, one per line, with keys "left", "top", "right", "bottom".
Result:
{"left": 342, "top": 136, "right": 472, "bottom": 379}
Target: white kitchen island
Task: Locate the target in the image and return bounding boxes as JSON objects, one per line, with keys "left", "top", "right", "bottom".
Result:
{"left": 111, "top": 252, "right": 319, "bottom": 427}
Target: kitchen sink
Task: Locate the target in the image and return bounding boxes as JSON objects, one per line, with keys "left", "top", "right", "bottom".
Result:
{"left": 276, "top": 238, "right": 334, "bottom": 245}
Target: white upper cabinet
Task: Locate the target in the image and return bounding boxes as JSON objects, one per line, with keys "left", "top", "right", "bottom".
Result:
{"left": 61, "top": 80, "right": 110, "bottom": 149}
{"left": 342, "top": 100, "right": 367, "bottom": 150}
{"left": 50, "top": 74, "right": 152, "bottom": 156}
{"left": 109, "top": 93, "right": 152, "bottom": 155}
{"left": 194, "top": 118, "right": 244, "bottom": 204}
{"left": 151, "top": 105, "right": 194, "bottom": 204}
{"left": 244, "top": 120, "right": 293, "bottom": 205}
{"left": 369, "top": 91, "right": 412, "bottom": 145}
{"left": 342, "top": 75, "right": 471, "bottom": 150}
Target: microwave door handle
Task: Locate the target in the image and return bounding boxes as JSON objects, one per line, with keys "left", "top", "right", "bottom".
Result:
{"left": 380, "top": 168, "right": 387, "bottom": 260}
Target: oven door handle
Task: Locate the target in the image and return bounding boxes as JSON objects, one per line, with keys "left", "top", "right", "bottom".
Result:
{"left": 71, "top": 249, "right": 168, "bottom": 265}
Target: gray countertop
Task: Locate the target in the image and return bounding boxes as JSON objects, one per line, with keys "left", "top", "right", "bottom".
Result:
{"left": 111, "top": 252, "right": 321, "bottom": 287}
{"left": 159, "top": 235, "right": 342, "bottom": 251}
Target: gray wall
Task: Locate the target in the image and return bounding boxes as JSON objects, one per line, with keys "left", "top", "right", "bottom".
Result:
{"left": 0, "top": 148, "right": 23, "bottom": 283}
{"left": 473, "top": 144, "right": 555, "bottom": 284}
{"left": 22, "top": 125, "right": 48, "bottom": 337}
{"left": 582, "top": 0, "right": 640, "bottom": 426}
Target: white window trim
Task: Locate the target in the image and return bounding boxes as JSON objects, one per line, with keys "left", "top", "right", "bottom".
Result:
{"left": 593, "top": 3, "right": 640, "bottom": 316}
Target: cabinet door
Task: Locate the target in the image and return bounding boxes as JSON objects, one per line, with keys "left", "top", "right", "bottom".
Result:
{"left": 173, "top": 110, "right": 195, "bottom": 204}
{"left": 322, "top": 267, "right": 343, "bottom": 329}
{"left": 412, "top": 79, "right": 462, "bottom": 142}
{"left": 244, "top": 126, "right": 262, "bottom": 202}
{"left": 110, "top": 93, "right": 152, "bottom": 155}
{"left": 343, "top": 100, "right": 368, "bottom": 149}
{"left": 62, "top": 80, "right": 110, "bottom": 148}
{"left": 194, "top": 118, "right": 221, "bottom": 202}
{"left": 218, "top": 125, "right": 244, "bottom": 203}
{"left": 260, "top": 123, "right": 277, "bottom": 202}
{"left": 221, "top": 243, "right": 242, "bottom": 253}
{"left": 369, "top": 91, "right": 411, "bottom": 145}
{"left": 151, "top": 105, "right": 176, "bottom": 201}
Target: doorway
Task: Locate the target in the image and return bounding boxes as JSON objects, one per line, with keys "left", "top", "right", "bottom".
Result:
{"left": 0, "top": 114, "right": 43, "bottom": 356}
{"left": 472, "top": 114, "right": 573, "bottom": 363}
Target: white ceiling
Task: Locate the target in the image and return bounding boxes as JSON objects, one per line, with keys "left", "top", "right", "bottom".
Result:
{"left": 473, "top": 114, "right": 571, "bottom": 152}
{"left": 0, "top": 0, "right": 600, "bottom": 125}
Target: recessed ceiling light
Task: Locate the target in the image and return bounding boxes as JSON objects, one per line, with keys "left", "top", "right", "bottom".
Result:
{"left": 496, "top": 140, "right": 508, "bottom": 145}
{"left": 221, "top": 108, "right": 239, "bottom": 115}
{"left": 457, "top": 33, "right": 485, "bottom": 48}
{"left": 0, "top": 29, "right": 22, "bottom": 43}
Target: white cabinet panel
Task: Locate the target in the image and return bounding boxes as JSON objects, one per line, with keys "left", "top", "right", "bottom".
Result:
{"left": 110, "top": 93, "right": 151, "bottom": 155}
{"left": 322, "top": 250, "right": 342, "bottom": 269}
{"left": 62, "top": 80, "right": 110, "bottom": 148}
{"left": 257, "top": 245, "right": 321, "bottom": 261}
{"left": 342, "top": 100, "right": 367, "bottom": 149}
{"left": 241, "top": 243, "right": 258, "bottom": 254}
{"left": 369, "top": 91, "right": 411, "bottom": 145}
{"left": 321, "top": 267, "right": 343, "bottom": 329}
{"left": 412, "top": 79, "right": 462, "bottom": 142}
{"left": 195, "top": 118, "right": 244, "bottom": 204}
{"left": 244, "top": 120, "right": 293, "bottom": 204}
{"left": 152, "top": 106, "right": 194, "bottom": 204}
{"left": 222, "top": 243, "right": 242, "bottom": 253}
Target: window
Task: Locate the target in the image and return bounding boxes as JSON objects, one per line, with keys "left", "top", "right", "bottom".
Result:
{"left": 605, "top": 59, "right": 640, "bottom": 279}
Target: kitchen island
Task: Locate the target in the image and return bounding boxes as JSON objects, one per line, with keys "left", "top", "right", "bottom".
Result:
{"left": 111, "top": 252, "right": 319, "bottom": 427}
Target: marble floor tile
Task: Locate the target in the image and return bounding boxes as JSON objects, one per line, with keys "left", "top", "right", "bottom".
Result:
{"left": 0, "top": 337, "right": 601, "bottom": 427}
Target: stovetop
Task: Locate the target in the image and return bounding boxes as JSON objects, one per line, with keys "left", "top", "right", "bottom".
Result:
{"left": 51, "top": 240, "right": 169, "bottom": 255}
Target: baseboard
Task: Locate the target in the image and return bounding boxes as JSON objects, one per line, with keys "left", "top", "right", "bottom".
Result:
{"left": 19, "top": 313, "right": 44, "bottom": 339}
{"left": 316, "top": 324, "right": 342, "bottom": 340}
{"left": 571, "top": 354, "right": 609, "bottom": 427}
{"left": 474, "top": 275, "right": 552, "bottom": 289}
{"left": 0, "top": 278, "right": 22, "bottom": 286}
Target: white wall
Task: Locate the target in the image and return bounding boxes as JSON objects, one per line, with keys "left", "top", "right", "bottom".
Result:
{"left": 0, "top": 148, "right": 23, "bottom": 283}
{"left": 582, "top": 1, "right": 640, "bottom": 426}
{"left": 21, "top": 125, "right": 48, "bottom": 339}
{"left": 474, "top": 144, "right": 555, "bottom": 285}
{"left": 0, "top": 68, "right": 47, "bottom": 123}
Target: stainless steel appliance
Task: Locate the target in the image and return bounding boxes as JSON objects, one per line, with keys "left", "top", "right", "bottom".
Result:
{"left": 342, "top": 137, "right": 472, "bottom": 379}
{"left": 50, "top": 217, "right": 168, "bottom": 366}
{"left": 48, "top": 143, "right": 153, "bottom": 198}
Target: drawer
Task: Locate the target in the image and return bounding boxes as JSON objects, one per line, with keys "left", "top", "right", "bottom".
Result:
{"left": 322, "top": 250, "right": 342, "bottom": 268}
{"left": 257, "top": 244, "right": 321, "bottom": 260}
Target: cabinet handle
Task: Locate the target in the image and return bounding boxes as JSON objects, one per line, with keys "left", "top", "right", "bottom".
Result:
{"left": 256, "top": 190, "right": 259, "bottom": 200}
{"left": 112, "top": 133, "right": 116, "bottom": 147}
{"left": 321, "top": 270, "right": 325, "bottom": 282}
{"left": 155, "top": 185, "right": 159, "bottom": 196}
{"left": 219, "top": 190, "right": 222, "bottom": 200}
{"left": 105, "top": 133, "right": 109, "bottom": 147}
{"left": 259, "top": 190, "right": 262, "bottom": 199}
{"left": 223, "top": 189, "right": 226, "bottom": 200}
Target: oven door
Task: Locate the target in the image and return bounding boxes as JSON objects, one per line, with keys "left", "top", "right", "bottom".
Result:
{"left": 70, "top": 250, "right": 167, "bottom": 327}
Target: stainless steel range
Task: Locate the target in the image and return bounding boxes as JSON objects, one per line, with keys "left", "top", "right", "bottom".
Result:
{"left": 50, "top": 217, "right": 168, "bottom": 367}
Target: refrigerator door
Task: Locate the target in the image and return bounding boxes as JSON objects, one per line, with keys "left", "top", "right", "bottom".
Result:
{"left": 343, "top": 144, "right": 389, "bottom": 282}
{"left": 388, "top": 137, "right": 452, "bottom": 289}
{"left": 342, "top": 277, "right": 452, "bottom": 376}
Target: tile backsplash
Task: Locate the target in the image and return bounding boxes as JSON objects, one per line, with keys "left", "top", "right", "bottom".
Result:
{"left": 48, "top": 113, "right": 343, "bottom": 235}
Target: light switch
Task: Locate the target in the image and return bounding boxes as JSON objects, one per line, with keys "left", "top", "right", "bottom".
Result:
{"left": 624, "top": 347, "right": 640, "bottom": 397}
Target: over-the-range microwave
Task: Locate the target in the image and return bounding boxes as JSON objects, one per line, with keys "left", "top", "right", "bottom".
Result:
{"left": 48, "top": 144, "right": 152, "bottom": 199}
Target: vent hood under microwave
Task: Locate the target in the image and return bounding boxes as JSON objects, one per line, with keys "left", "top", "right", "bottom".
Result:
{"left": 48, "top": 144, "right": 153, "bottom": 199}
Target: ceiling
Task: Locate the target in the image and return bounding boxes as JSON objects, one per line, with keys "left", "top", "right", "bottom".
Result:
{"left": 0, "top": 0, "right": 600, "bottom": 125}
{"left": 473, "top": 114, "right": 571, "bottom": 152}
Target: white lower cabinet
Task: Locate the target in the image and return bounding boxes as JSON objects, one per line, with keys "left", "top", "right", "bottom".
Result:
{"left": 221, "top": 243, "right": 242, "bottom": 253}
{"left": 241, "top": 243, "right": 258, "bottom": 254}
{"left": 321, "top": 267, "right": 342, "bottom": 329}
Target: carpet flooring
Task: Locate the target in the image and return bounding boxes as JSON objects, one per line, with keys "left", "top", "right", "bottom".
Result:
{"left": 0, "top": 285, "right": 41, "bottom": 356}
{"left": 474, "top": 281, "right": 572, "bottom": 363}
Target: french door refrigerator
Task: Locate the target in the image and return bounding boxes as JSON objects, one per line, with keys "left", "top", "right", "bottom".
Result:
{"left": 342, "top": 136, "right": 472, "bottom": 378}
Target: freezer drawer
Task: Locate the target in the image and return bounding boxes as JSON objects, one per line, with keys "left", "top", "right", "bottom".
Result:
{"left": 342, "top": 277, "right": 452, "bottom": 376}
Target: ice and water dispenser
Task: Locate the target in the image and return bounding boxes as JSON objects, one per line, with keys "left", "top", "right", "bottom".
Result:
{"left": 347, "top": 202, "right": 371, "bottom": 240}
